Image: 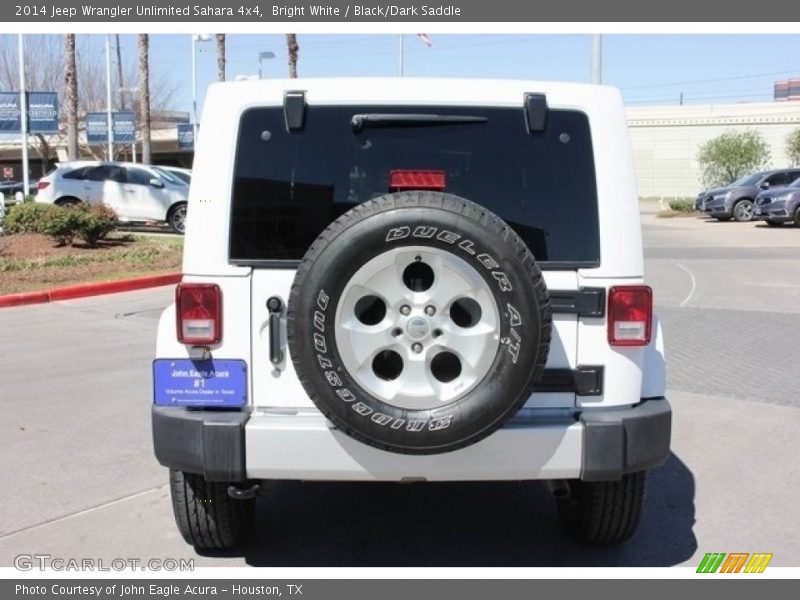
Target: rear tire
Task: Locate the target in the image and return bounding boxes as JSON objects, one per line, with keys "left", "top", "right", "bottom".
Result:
{"left": 55, "top": 196, "right": 81, "bottom": 208}
{"left": 168, "top": 202, "right": 188, "bottom": 234}
{"left": 794, "top": 207, "right": 800, "bottom": 227}
{"left": 169, "top": 470, "right": 255, "bottom": 549}
{"left": 556, "top": 471, "right": 646, "bottom": 545}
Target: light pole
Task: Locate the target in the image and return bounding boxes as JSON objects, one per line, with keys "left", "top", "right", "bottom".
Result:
{"left": 105, "top": 35, "right": 114, "bottom": 160}
{"left": 591, "top": 34, "right": 603, "bottom": 85}
{"left": 191, "top": 34, "right": 211, "bottom": 141}
{"left": 258, "top": 51, "right": 275, "bottom": 79}
{"left": 17, "top": 34, "right": 29, "bottom": 196}
{"left": 399, "top": 34, "right": 404, "bottom": 77}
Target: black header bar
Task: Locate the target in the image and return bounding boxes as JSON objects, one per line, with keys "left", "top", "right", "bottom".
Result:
{"left": 2, "top": 0, "right": 798, "bottom": 22}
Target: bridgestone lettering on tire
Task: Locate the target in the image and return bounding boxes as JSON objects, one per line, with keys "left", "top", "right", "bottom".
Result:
{"left": 287, "top": 192, "right": 552, "bottom": 454}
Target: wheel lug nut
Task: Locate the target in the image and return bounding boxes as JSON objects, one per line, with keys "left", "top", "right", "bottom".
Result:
{"left": 412, "top": 343, "right": 423, "bottom": 354}
{"left": 425, "top": 305, "right": 436, "bottom": 316}
{"left": 400, "top": 305, "right": 411, "bottom": 316}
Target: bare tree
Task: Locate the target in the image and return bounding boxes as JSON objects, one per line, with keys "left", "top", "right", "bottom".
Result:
{"left": 0, "top": 35, "right": 62, "bottom": 93}
{"left": 216, "top": 34, "right": 226, "bottom": 82}
{"left": 32, "top": 133, "right": 54, "bottom": 173}
{"left": 64, "top": 34, "right": 78, "bottom": 160}
{"left": 138, "top": 34, "right": 151, "bottom": 165}
{"left": 0, "top": 34, "right": 178, "bottom": 164}
{"left": 286, "top": 34, "right": 299, "bottom": 78}
{"left": 0, "top": 35, "right": 63, "bottom": 173}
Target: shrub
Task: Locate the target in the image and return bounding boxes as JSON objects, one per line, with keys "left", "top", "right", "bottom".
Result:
{"left": 3, "top": 202, "right": 60, "bottom": 234}
{"left": 76, "top": 204, "right": 118, "bottom": 247}
{"left": 787, "top": 128, "right": 800, "bottom": 167}
{"left": 668, "top": 199, "right": 696, "bottom": 212}
{"left": 41, "top": 206, "right": 84, "bottom": 246}
{"left": 696, "top": 130, "right": 771, "bottom": 188}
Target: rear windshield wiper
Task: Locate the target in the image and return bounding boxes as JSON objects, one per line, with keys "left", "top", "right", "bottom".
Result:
{"left": 350, "top": 113, "right": 487, "bottom": 133}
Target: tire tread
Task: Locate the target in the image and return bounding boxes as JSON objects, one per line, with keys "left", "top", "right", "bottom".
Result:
{"left": 557, "top": 471, "right": 646, "bottom": 545}
{"left": 287, "top": 191, "right": 551, "bottom": 455}
{"left": 169, "top": 470, "right": 254, "bottom": 549}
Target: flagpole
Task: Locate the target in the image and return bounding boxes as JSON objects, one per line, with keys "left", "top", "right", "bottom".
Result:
{"left": 399, "top": 34, "right": 404, "bottom": 77}
{"left": 18, "top": 34, "right": 29, "bottom": 197}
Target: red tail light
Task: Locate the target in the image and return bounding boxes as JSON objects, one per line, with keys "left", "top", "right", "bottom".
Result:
{"left": 389, "top": 170, "right": 446, "bottom": 192}
{"left": 37, "top": 180, "right": 50, "bottom": 190}
{"left": 176, "top": 283, "right": 222, "bottom": 344}
{"left": 608, "top": 286, "right": 652, "bottom": 347}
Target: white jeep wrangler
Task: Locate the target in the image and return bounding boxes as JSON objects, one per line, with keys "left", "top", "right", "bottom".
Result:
{"left": 153, "top": 78, "right": 669, "bottom": 549}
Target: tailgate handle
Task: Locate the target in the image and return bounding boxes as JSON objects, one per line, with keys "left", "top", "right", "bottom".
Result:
{"left": 266, "top": 296, "right": 284, "bottom": 366}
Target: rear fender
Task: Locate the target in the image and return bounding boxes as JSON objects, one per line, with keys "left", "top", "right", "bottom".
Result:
{"left": 641, "top": 313, "right": 665, "bottom": 398}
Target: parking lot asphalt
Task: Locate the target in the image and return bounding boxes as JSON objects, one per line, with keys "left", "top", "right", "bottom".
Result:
{"left": 1, "top": 210, "right": 799, "bottom": 567}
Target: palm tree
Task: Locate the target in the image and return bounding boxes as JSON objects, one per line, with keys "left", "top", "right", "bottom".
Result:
{"left": 286, "top": 34, "right": 299, "bottom": 78}
{"left": 137, "top": 34, "right": 151, "bottom": 164}
{"left": 216, "top": 34, "right": 226, "bottom": 81}
{"left": 64, "top": 34, "right": 78, "bottom": 160}
{"left": 115, "top": 34, "right": 125, "bottom": 109}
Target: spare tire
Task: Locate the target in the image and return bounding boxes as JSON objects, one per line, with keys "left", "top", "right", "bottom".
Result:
{"left": 287, "top": 192, "right": 551, "bottom": 454}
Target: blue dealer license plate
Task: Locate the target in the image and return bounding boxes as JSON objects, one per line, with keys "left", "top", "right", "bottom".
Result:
{"left": 153, "top": 359, "right": 247, "bottom": 407}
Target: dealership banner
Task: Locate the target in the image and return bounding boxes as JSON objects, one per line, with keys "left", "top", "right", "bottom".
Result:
{"left": 85, "top": 112, "right": 108, "bottom": 143}
{"left": 114, "top": 111, "right": 136, "bottom": 144}
{"left": 0, "top": 92, "right": 22, "bottom": 132}
{"left": 0, "top": 91, "right": 59, "bottom": 134}
{"left": 27, "top": 92, "right": 59, "bottom": 133}
{"left": 177, "top": 123, "right": 194, "bottom": 151}
{"left": 86, "top": 111, "right": 136, "bottom": 144}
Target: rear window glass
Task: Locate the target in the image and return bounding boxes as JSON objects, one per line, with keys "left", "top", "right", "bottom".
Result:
{"left": 230, "top": 105, "right": 599, "bottom": 265}
{"left": 152, "top": 166, "right": 184, "bottom": 185}
{"left": 62, "top": 167, "right": 89, "bottom": 180}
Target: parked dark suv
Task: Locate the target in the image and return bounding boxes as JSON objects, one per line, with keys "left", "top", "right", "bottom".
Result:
{"left": 755, "top": 176, "right": 800, "bottom": 226}
{"left": 696, "top": 168, "right": 800, "bottom": 222}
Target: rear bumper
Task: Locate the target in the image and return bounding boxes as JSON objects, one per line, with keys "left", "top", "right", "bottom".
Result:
{"left": 152, "top": 397, "right": 671, "bottom": 483}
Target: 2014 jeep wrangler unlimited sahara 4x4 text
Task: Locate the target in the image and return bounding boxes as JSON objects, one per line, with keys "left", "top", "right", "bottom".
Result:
{"left": 153, "top": 78, "right": 670, "bottom": 550}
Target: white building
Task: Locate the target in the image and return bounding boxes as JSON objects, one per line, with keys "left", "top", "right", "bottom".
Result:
{"left": 626, "top": 101, "right": 800, "bottom": 198}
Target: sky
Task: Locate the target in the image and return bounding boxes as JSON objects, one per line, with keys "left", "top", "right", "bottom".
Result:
{"left": 14, "top": 33, "right": 800, "bottom": 119}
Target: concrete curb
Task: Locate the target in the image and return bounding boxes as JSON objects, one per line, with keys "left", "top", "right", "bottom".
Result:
{"left": 0, "top": 273, "right": 181, "bottom": 308}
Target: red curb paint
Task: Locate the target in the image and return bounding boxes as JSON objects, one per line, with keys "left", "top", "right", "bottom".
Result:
{"left": 0, "top": 273, "right": 181, "bottom": 308}
{"left": 0, "top": 290, "right": 50, "bottom": 308}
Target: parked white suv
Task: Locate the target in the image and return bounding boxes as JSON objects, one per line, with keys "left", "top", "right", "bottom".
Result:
{"left": 36, "top": 161, "right": 189, "bottom": 233}
{"left": 153, "top": 79, "right": 670, "bottom": 550}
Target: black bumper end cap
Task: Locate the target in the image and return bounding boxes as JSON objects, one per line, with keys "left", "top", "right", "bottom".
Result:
{"left": 580, "top": 397, "right": 672, "bottom": 482}
{"left": 151, "top": 406, "right": 249, "bottom": 482}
